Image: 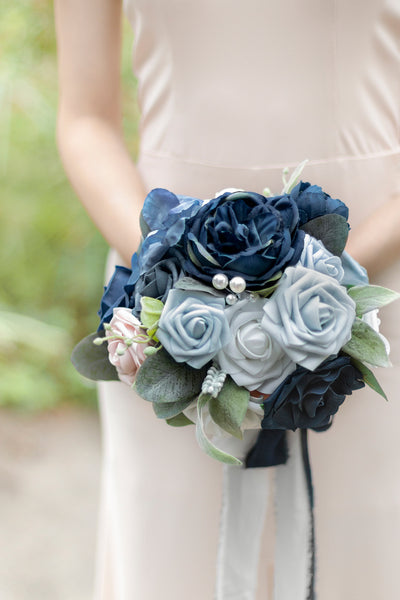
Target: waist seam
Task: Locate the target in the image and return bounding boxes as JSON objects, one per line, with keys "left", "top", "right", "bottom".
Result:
{"left": 139, "top": 147, "right": 400, "bottom": 171}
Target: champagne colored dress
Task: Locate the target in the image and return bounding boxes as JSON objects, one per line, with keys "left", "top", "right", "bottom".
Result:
{"left": 95, "top": 1, "right": 400, "bottom": 598}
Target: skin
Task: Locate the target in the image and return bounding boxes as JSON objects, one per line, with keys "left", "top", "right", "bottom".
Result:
{"left": 54, "top": 0, "right": 400, "bottom": 278}
{"left": 55, "top": 0, "right": 146, "bottom": 267}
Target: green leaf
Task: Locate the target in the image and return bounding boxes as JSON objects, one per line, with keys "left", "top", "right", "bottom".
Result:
{"left": 139, "top": 210, "right": 150, "bottom": 238}
{"left": 143, "top": 345, "right": 160, "bottom": 357}
{"left": 254, "top": 271, "right": 283, "bottom": 297}
{"left": 166, "top": 413, "right": 194, "bottom": 427}
{"left": 140, "top": 297, "right": 164, "bottom": 342}
{"left": 134, "top": 349, "right": 208, "bottom": 404}
{"left": 153, "top": 398, "right": 194, "bottom": 419}
{"left": 342, "top": 318, "right": 390, "bottom": 368}
{"left": 347, "top": 285, "right": 400, "bottom": 317}
{"left": 281, "top": 159, "right": 309, "bottom": 194}
{"left": 349, "top": 357, "right": 387, "bottom": 401}
{"left": 208, "top": 376, "right": 249, "bottom": 439}
{"left": 174, "top": 277, "right": 225, "bottom": 297}
{"left": 195, "top": 394, "right": 242, "bottom": 465}
{"left": 140, "top": 297, "right": 164, "bottom": 329}
{"left": 71, "top": 333, "right": 119, "bottom": 381}
{"left": 300, "top": 214, "right": 349, "bottom": 256}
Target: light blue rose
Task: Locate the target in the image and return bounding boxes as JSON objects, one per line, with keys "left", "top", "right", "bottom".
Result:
{"left": 340, "top": 250, "right": 369, "bottom": 286}
{"left": 156, "top": 289, "right": 231, "bottom": 369}
{"left": 299, "top": 234, "right": 344, "bottom": 282}
{"left": 262, "top": 265, "right": 356, "bottom": 370}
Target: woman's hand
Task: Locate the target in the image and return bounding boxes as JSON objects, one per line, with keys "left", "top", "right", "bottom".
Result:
{"left": 345, "top": 194, "right": 400, "bottom": 279}
{"left": 54, "top": 0, "right": 146, "bottom": 266}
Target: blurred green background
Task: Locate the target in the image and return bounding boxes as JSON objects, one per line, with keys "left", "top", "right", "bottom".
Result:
{"left": 0, "top": 0, "right": 140, "bottom": 410}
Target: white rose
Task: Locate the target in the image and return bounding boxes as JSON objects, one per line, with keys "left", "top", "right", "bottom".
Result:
{"left": 362, "top": 308, "right": 390, "bottom": 357}
{"left": 217, "top": 298, "right": 296, "bottom": 394}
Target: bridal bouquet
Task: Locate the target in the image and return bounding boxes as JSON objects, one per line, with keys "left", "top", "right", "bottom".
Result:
{"left": 72, "top": 166, "right": 399, "bottom": 465}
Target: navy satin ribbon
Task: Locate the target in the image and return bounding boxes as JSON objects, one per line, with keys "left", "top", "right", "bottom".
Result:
{"left": 245, "top": 429, "right": 288, "bottom": 468}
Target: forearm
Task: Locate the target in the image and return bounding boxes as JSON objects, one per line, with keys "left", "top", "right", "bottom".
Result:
{"left": 345, "top": 194, "right": 400, "bottom": 280}
{"left": 57, "top": 115, "right": 146, "bottom": 266}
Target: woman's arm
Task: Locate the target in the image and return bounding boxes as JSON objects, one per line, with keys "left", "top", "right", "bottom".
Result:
{"left": 54, "top": 0, "right": 146, "bottom": 266}
{"left": 346, "top": 194, "right": 400, "bottom": 279}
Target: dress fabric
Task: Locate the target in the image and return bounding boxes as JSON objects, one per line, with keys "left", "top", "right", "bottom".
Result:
{"left": 94, "top": 1, "right": 400, "bottom": 598}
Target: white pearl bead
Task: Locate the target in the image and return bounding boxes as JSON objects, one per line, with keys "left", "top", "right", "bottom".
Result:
{"left": 226, "top": 293, "right": 238, "bottom": 305}
{"left": 212, "top": 273, "right": 229, "bottom": 290}
{"left": 229, "top": 276, "right": 246, "bottom": 294}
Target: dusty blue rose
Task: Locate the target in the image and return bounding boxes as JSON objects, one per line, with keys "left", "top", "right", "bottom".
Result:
{"left": 132, "top": 253, "right": 184, "bottom": 318}
{"left": 182, "top": 191, "right": 304, "bottom": 290}
{"left": 139, "top": 188, "right": 203, "bottom": 273}
{"left": 262, "top": 265, "right": 356, "bottom": 370}
{"left": 299, "top": 234, "right": 344, "bottom": 282}
{"left": 290, "top": 181, "right": 348, "bottom": 226}
{"left": 262, "top": 355, "right": 365, "bottom": 431}
{"left": 156, "top": 289, "right": 231, "bottom": 369}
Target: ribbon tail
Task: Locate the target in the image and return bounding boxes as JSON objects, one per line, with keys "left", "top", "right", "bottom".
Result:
{"left": 215, "top": 463, "right": 271, "bottom": 599}
{"left": 274, "top": 429, "right": 316, "bottom": 600}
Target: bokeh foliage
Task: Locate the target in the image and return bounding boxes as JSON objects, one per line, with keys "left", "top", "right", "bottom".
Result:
{"left": 0, "top": 1, "right": 140, "bottom": 409}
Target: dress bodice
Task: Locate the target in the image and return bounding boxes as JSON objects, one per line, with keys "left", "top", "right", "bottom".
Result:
{"left": 123, "top": 0, "right": 400, "bottom": 169}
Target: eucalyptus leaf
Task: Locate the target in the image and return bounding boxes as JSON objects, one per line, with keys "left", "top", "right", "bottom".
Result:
{"left": 350, "top": 357, "right": 387, "bottom": 401}
{"left": 71, "top": 333, "right": 119, "bottom": 381}
{"left": 342, "top": 318, "right": 390, "bottom": 368}
{"left": 347, "top": 285, "right": 400, "bottom": 317}
{"left": 134, "top": 349, "right": 208, "bottom": 404}
{"left": 195, "top": 394, "right": 242, "bottom": 465}
{"left": 166, "top": 413, "right": 194, "bottom": 427}
{"left": 300, "top": 214, "right": 349, "bottom": 256}
{"left": 153, "top": 398, "right": 194, "bottom": 419}
{"left": 174, "top": 277, "right": 225, "bottom": 297}
{"left": 209, "top": 376, "right": 249, "bottom": 439}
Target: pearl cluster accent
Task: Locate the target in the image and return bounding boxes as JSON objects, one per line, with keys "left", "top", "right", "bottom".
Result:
{"left": 201, "top": 365, "right": 227, "bottom": 398}
{"left": 212, "top": 273, "right": 247, "bottom": 305}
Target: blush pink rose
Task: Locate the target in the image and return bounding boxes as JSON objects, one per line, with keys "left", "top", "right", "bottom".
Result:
{"left": 106, "top": 307, "right": 149, "bottom": 386}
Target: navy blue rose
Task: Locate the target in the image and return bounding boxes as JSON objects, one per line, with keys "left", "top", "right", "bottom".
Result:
{"left": 131, "top": 253, "right": 184, "bottom": 318}
{"left": 262, "top": 355, "right": 365, "bottom": 431}
{"left": 290, "top": 181, "right": 348, "bottom": 226}
{"left": 182, "top": 191, "right": 305, "bottom": 290}
{"left": 98, "top": 264, "right": 133, "bottom": 329}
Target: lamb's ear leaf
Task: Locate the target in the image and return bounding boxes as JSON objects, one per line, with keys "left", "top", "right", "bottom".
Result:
{"left": 347, "top": 285, "right": 400, "bottom": 317}
{"left": 300, "top": 214, "right": 349, "bottom": 256}
{"left": 349, "top": 357, "right": 387, "bottom": 401}
{"left": 195, "top": 394, "right": 242, "bottom": 465}
{"left": 342, "top": 318, "right": 390, "bottom": 368}
{"left": 209, "top": 376, "right": 249, "bottom": 439}
{"left": 134, "top": 349, "right": 208, "bottom": 404}
{"left": 166, "top": 413, "right": 194, "bottom": 427}
{"left": 71, "top": 333, "right": 119, "bottom": 381}
{"left": 152, "top": 398, "right": 193, "bottom": 419}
